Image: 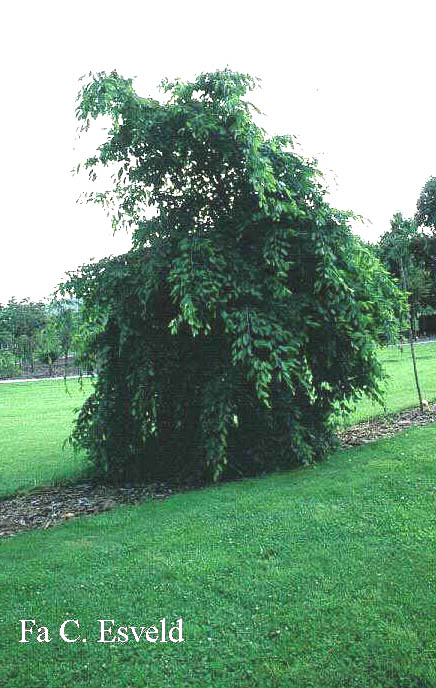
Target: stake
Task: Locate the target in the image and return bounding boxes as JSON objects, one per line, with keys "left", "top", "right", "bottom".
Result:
{"left": 408, "top": 316, "right": 423, "bottom": 412}
{"left": 400, "top": 257, "right": 423, "bottom": 412}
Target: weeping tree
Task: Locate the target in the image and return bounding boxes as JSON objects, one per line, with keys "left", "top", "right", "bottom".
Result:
{"left": 62, "top": 69, "right": 404, "bottom": 482}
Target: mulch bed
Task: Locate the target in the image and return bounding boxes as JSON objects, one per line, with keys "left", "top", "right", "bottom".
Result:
{"left": 0, "top": 482, "right": 173, "bottom": 539}
{"left": 337, "top": 404, "right": 436, "bottom": 447}
{"left": 1, "top": 403, "right": 435, "bottom": 539}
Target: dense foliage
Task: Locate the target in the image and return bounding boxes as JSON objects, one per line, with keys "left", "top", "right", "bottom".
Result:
{"left": 62, "top": 69, "right": 404, "bottom": 482}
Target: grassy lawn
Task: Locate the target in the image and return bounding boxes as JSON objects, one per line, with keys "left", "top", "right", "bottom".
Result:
{"left": 344, "top": 342, "right": 436, "bottom": 426}
{"left": 0, "top": 378, "right": 92, "bottom": 498}
{"left": 0, "top": 343, "right": 435, "bottom": 498}
{"left": 0, "top": 424, "right": 435, "bottom": 687}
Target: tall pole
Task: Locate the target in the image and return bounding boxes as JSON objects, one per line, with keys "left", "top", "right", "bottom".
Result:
{"left": 400, "top": 256, "right": 424, "bottom": 412}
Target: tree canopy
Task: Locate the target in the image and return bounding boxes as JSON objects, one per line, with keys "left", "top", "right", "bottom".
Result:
{"left": 0, "top": 298, "right": 47, "bottom": 371}
{"left": 62, "top": 69, "right": 404, "bottom": 483}
{"left": 415, "top": 176, "right": 436, "bottom": 232}
{"left": 378, "top": 213, "right": 431, "bottom": 328}
{"left": 0, "top": 297, "right": 81, "bottom": 378}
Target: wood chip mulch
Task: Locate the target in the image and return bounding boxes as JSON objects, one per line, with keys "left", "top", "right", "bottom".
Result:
{"left": 1, "top": 403, "right": 435, "bottom": 539}
{"left": 0, "top": 482, "right": 173, "bottom": 539}
{"left": 337, "top": 403, "right": 436, "bottom": 447}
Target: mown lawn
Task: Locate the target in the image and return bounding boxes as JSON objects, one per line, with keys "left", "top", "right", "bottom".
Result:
{"left": 0, "top": 378, "right": 92, "bottom": 498}
{"left": 0, "top": 343, "right": 435, "bottom": 498}
{"left": 0, "top": 424, "right": 435, "bottom": 687}
{"left": 343, "top": 342, "right": 436, "bottom": 426}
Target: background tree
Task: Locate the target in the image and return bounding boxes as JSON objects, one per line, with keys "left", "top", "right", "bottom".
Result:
{"left": 378, "top": 215, "right": 432, "bottom": 336}
{"left": 0, "top": 303, "right": 12, "bottom": 351}
{"left": 50, "top": 299, "right": 79, "bottom": 372}
{"left": 415, "top": 176, "right": 436, "bottom": 232}
{"left": 36, "top": 323, "right": 61, "bottom": 377}
{"left": 378, "top": 213, "right": 427, "bottom": 410}
{"left": 413, "top": 178, "right": 436, "bottom": 326}
{"left": 0, "top": 297, "right": 82, "bottom": 378}
{"left": 62, "top": 69, "right": 404, "bottom": 483}
{"left": 0, "top": 298, "right": 47, "bottom": 372}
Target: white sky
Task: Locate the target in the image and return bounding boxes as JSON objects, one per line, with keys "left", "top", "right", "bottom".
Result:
{"left": 1, "top": 0, "right": 435, "bottom": 304}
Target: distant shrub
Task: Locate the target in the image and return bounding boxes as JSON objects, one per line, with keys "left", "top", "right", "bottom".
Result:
{"left": 0, "top": 351, "right": 20, "bottom": 379}
{"left": 36, "top": 348, "right": 61, "bottom": 377}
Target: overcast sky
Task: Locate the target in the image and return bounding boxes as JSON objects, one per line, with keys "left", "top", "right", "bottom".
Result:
{"left": 1, "top": 0, "right": 435, "bottom": 304}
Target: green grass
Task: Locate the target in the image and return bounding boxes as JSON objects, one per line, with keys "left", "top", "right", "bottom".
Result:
{"left": 1, "top": 425, "right": 435, "bottom": 687}
{"left": 344, "top": 342, "right": 436, "bottom": 426}
{"left": 1, "top": 343, "right": 435, "bottom": 498}
{"left": 0, "top": 378, "right": 92, "bottom": 497}
{"left": 1, "top": 347, "right": 435, "bottom": 685}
